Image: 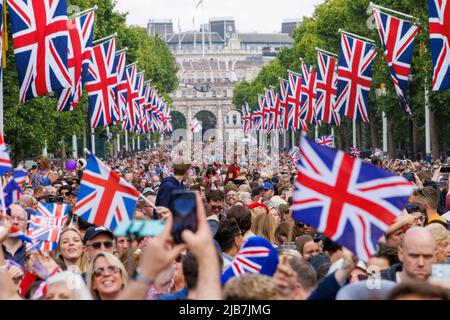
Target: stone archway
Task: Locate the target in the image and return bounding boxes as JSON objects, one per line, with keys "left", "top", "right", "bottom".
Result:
{"left": 194, "top": 110, "right": 217, "bottom": 134}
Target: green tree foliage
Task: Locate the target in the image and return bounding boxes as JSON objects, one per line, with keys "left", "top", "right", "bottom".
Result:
{"left": 233, "top": 0, "right": 447, "bottom": 158}
{"left": 3, "top": 0, "right": 178, "bottom": 162}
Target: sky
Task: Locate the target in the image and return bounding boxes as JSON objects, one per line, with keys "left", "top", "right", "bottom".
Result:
{"left": 114, "top": 0, "right": 325, "bottom": 33}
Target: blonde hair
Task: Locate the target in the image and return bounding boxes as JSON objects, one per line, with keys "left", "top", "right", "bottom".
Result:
{"left": 425, "top": 224, "right": 449, "bottom": 246}
{"left": 58, "top": 226, "right": 88, "bottom": 273}
{"left": 87, "top": 252, "right": 128, "bottom": 300}
{"left": 224, "top": 274, "right": 277, "bottom": 300}
{"left": 37, "top": 155, "right": 51, "bottom": 170}
{"left": 251, "top": 212, "right": 276, "bottom": 244}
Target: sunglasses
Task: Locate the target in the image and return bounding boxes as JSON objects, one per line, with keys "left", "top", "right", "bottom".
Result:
{"left": 94, "top": 265, "right": 121, "bottom": 277}
{"left": 88, "top": 241, "right": 114, "bottom": 250}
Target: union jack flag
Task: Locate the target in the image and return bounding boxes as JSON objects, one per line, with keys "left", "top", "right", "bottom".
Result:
{"left": 429, "top": 0, "right": 450, "bottom": 91}
{"left": 315, "top": 51, "right": 340, "bottom": 126}
{"left": 289, "top": 146, "right": 300, "bottom": 164}
{"left": 241, "top": 103, "right": 253, "bottom": 134}
{"left": 2, "top": 180, "right": 21, "bottom": 211}
{"left": 350, "top": 147, "right": 360, "bottom": 158}
{"left": 287, "top": 71, "right": 303, "bottom": 130}
{"left": 10, "top": 225, "right": 32, "bottom": 243}
{"left": 0, "top": 133, "right": 13, "bottom": 176}
{"left": 316, "top": 134, "right": 335, "bottom": 148}
{"left": 135, "top": 72, "right": 146, "bottom": 133}
{"left": 85, "top": 38, "right": 118, "bottom": 128}
{"left": 123, "top": 64, "right": 139, "bottom": 132}
{"left": 162, "top": 103, "right": 173, "bottom": 133}
{"left": 291, "top": 136, "right": 414, "bottom": 260}
{"left": 7, "top": 0, "right": 71, "bottom": 103}
{"left": 115, "top": 51, "right": 128, "bottom": 124}
{"left": 374, "top": 8, "right": 418, "bottom": 114}
{"left": 28, "top": 202, "right": 70, "bottom": 243}
{"left": 26, "top": 240, "right": 57, "bottom": 252}
{"left": 75, "top": 154, "right": 140, "bottom": 230}
{"left": 268, "top": 88, "right": 282, "bottom": 132}
{"left": 252, "top": 103, "right": 263, "bottom": 131}
{"left": 221, "top": 236, "right": 279, "bottom": 285}
{"left": 279, "top": 78, "right": 290, "bottom": 130}
{"left": 57, "top": 10, "right": 95, "bottom": 112}
{"left": 335, "top": 33, "right": 377, "bottom": 123}
{"left": 258, "top": 95, "right": 270, "bottom": 132}
{"left": 300, "top": 62, "right": 318, "bottom": 125}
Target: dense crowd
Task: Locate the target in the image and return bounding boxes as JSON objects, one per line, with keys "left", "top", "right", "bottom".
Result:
{"left": 1, "top": 145, "right": 450, "bottom": 300}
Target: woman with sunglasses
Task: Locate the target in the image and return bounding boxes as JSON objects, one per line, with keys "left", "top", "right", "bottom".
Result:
{"left": 87, "top": 252, "right": 128, "bottom": 300}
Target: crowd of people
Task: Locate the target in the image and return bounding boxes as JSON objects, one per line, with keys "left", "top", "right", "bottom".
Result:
{"left": 1, "top": 144, "right": 450, "bottom": 301}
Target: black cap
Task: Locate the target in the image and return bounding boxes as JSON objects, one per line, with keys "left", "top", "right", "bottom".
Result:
{"left": 83, "top": 226, "right": 114, "bottom": 244}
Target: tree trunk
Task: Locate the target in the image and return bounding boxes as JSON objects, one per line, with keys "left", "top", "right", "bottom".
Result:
{"left": 369, "top": 120, "right": 378, "bottom": 150}
{"left": 387, "top": 119, "right": 395, "bottom": 159}
{"left": 412, "top": 120, "right": 421, "bottom": 159}
{"left": 430, "top": 109, "right": 440, "bottom": 161}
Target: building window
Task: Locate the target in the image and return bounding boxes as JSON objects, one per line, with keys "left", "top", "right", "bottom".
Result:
{"left": 223, "top": 90, "right": 227, "bottom": 97}
{"left": 233, "top": 115, "right": 237, "bottom": 126}
{"left": 181, "top": 90, "right": 186, "bottom": 98}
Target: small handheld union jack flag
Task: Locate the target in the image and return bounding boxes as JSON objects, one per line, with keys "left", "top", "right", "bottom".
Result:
{"left": 28, "top": 202, "right": 70, "bottom": 243}
{"left": 0, "top": 133, "right": 13, "bottom": 176}
{"left": 292, "top": 136, "right": 414, "bottom": 260}
{"left": 221, "top": 236, "right": 279, "bottom": 285}
{"left": 75, "top": 153, "right": 140, "bottom": 230}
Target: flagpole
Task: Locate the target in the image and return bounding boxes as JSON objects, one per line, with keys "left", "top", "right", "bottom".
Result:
{"left": 352, "top": 119, "right": 357, "bottom": 149}
{"left": 93, "top": 33, "right": 117, "bottom": 45}
{"left": 315, "top": 47, "right": 338, "bottom": 57}
{"left": 382, "top": 112, "right": 388, "bottom": 154}
{"left": 72, "top": 5, "right": 98, "bottom": 18}
{"left": 315, "top": 126, "right": 319, "bottom": 141}
{"left": 90, "top": 128, "right": 96, "bottom": 154}
{"left": 116, "top": 47, "right": 128, "bottom": 54}
{"left": 0, "top": 176, "right": 5, "bottom": 214}
{"left": 338, "top": 29, "right": 375, "bottom": 43}
{"left": 425, "top": 75, "right": 431, "bottom": 160}
{"left": 369, "top": 2, "right": 417, "bottom": 21}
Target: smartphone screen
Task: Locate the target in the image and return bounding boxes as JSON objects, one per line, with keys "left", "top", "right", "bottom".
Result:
{"left": 441, "top": 166, "right": 450, "bottom": 173}
{"left": 169, "top": 190, "right": 198, "bottom": 244}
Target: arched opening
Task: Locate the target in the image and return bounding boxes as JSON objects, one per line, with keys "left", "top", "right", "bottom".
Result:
{"left": 194, "top": 110, "right": 217, "bottom": 134}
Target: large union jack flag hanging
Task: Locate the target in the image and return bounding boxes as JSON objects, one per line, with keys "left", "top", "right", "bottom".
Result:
{"left": 7, "top": 0, "right": 71, "bottom": 103}
{"left": 300, "top": 62, "right": 318, "bottom": 125}
{"left": 28, "top": 202, "right": 70, "bottom": 243}
{"left": 291, "top": 136, "right": 413, "bottom": 260}
{"left": 123, "top": 64, "right": 139, "bottom": 132}
{"left": 85, "top": 38, "right": 118, "bottom": 128}
{"left": 241, "top": 102, "right": 253, "bottom": 134}
{"left": 335, "top": 33, "right": 377, "bottom": 123}
{"left": 279, "top": 78, "right": 290, "bottom": 131}
{"left": 75, "top": 153, "right": 140, "bottom": 230}
{"left": 316, "top": 134, "right": 335, "bottom": 148}
{"left": 57, "top": 10, "right": 95, "bottom": 112}
{"left": 0, "top": 133, "right": 12, "bottom": 176}
{"left": 287, "top": 71, "right": 304, "bottom": 130}
{"left": 115, "top": 51, "right": 128, "bottom": 124}
{"left": 429, "top": 0, "right": 450, "bottom": 91}
{"left": 315, "top": 50, "right": 340, "bottom": 126}
{"left": 374, "top": 8, "right": 418, "bottom": 115}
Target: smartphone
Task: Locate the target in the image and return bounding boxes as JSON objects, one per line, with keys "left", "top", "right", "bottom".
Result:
{"left": 169, "top": 190, "right": 198, "bottom": 244}
{"left": 431, "top": 264, "right": 450, "bottom": 281}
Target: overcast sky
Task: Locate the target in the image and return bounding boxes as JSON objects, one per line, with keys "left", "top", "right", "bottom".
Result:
{"left": 115, "top": 0, "right": 325, "bottom": 33}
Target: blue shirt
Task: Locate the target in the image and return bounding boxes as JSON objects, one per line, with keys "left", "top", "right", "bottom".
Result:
{"left": 158, "top": 287, "right": 189, "bottom": 300}
{"left": 2, "top": 243, "right": 27, "bottom": 268}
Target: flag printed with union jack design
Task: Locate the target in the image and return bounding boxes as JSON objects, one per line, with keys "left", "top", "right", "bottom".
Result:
{"left": 300, "top": 62, "right": 318, "bottom": 125}
{"left": 123, "top": 64, "right": 139, "bottom": 132}
{"left": 1, "top": 180, "right": 21, "bottom": 212}
{"left": 316, "top": 134, "right": 335, "bottom": 148}
{"left": 13, "top": 168, "right": 28, "bottom": 187}
{"left": 0, "top": 133, "right": 13, "bottom": 176}
{"left": 429, "top": 0, "right": 450, "bottom": 91}
{"left": 221, "top": 236, "right": 279, "bottom": 285}
{"left": 7, "top": 0, "right": 71, "bottom": 103}
{"left": 350, "top": 147, "right": 360, "bottom": 158}
{"left": 28, "top": 202, "right": 70, "bottom": 243}
{"left": 287, "top": 71, "right": 303, "bottom": 130}
{"left": 115, "top": 51, "right": 128, "bottom": 124}
{"left": 374, "top": 8, "right": 418, "bottom": 115}
{"left": 241, "top": 103, "right": 252, "bottom": 134}
{"left": 57, "top": 10, "right": 95, "bottom": 112}
{"left": 75, "top": 154, "right": 140, "bottom": 230}
{"left": 291, "top": 136, "right": 414, "bottom": 260}
{"left": 315, "top": 51, "right": 340, "bottom": 126}
{"left": 279, "top": 78, "right": 290, "bottom": 131}
{"left": 85, "top": 38, "right": 118, "bottom": 128}
{"left": 335, "top": 33, "right": 377, "bottom": 123}
{"left": 26, "top": 240, "right": 57, "bottom": 252}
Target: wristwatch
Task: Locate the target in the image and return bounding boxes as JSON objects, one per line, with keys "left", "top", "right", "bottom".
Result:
{"left": 132, "top": 267, "right": 154, "bottom": 286}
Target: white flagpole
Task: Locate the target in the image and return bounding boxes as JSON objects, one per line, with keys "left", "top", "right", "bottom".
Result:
{"left": 315, "top": 126, "right": 319, "bottom": 141}
{"left": 72, "top": 133, "right": 78, "bottom": 158}
{"left": 382, "top": 112, "right": 388, "bottom": 154}
{"left": 125, "top": 131, "right": 129, "bottom": 152}
{"left": 90, "top": 128, "right": 96, "bottom": 154}
{"left": 0, "top": 70, "right": 3, "bottom": 136}
{"left": 352, "top": 119, "right": 357, "bottom": 148}
{"left": 425, "top": 76, "right": 431, "bottom": 158}
{"left": 0, "top": 176, "right": 5, "bottom": 215}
